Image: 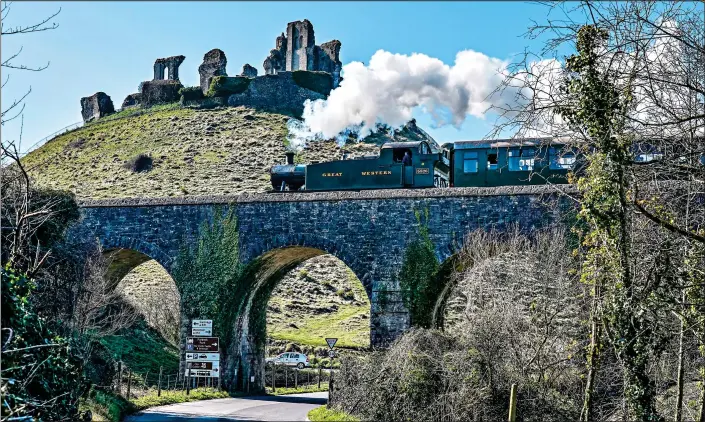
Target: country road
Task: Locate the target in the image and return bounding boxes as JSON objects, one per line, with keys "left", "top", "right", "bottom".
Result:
{"left": 124, "top": 392, "right": 328, "bottom": 422}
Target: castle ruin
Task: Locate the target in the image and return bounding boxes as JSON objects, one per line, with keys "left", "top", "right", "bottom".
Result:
{"left": 81, "top": 19, "right": 342, "bottom": 122}
{"left": 263, "top": 20, "right": 342, "bottom": 87}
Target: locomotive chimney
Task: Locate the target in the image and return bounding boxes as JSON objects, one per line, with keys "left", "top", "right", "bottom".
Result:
{"left": 285, "top": 152, "right": 295, "bottom": 165}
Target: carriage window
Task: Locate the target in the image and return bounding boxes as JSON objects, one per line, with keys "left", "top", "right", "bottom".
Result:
{"left": 487, "top": 153, "right": 498, "bottom": 170}
{"left": 463, "top": 151, "right": 478, "bottom": 173}
{"left": 508, "top": 148, "right": 535, "bottom": 171}
{"left": 549, "top": 147, "right": 576, "bottom": 170}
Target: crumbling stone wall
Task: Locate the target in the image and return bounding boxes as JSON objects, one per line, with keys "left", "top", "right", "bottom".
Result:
{"left": 240, "top": 63, "right": 257, "bottom": 78}
{"left": 263, "top": 20, "right": 342, "bottom": 87}
{"left": 227, "top": 71, "right": 326, "bottom": 116}
{"left": 198, "top": 49, "right": 227, "bottom": 95}
{"left": 153, "top": 55, "right": 185, "bottom": 81}
{"left": 80, "top": 92, "right": 115, "bottom": 123}
{"left": 140, "top": 80, "right": 183, "bottom": 106}
{"left": 121, "top": 93, "right": 141, "bottom": 108}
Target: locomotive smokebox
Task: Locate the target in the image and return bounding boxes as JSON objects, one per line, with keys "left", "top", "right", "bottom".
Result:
{"left": 285, "top": 152, "right": 295, "bottom": 165}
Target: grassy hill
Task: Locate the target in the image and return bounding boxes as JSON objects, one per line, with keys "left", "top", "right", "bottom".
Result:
{"left": 23, "top": 103, "right": 432, "bottom": 199}
{"left": 25, "top": 102, "right": 422, "bottom": 352}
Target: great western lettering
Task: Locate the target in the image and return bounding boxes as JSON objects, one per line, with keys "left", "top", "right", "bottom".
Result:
{"left": 322, "top": 172, "right": 343, "bottom": 177}
{"left": 361, "top": 171, "right": 392, "bottom": 176}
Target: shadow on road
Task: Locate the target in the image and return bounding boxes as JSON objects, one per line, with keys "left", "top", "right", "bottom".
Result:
{"left": 249, "top": 394, "right": 327, "bottom": 405}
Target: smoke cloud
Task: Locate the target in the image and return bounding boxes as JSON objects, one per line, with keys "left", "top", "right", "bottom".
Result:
{"left": 287, "top": 49, "right": 557, "bottom": 148}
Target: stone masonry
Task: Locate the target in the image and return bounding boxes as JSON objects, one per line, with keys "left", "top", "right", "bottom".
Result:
{"left": 240, "top": 63, "right": 258, "bottom": 78}
{"left": 75, "top": 185, "right": 573, "bottom": 391}
{"left": 263, "top": 20, "right": 342, "bottom": 87}
{"left": 198, "top": 49, "right": 228, "bottom": 95}
{"left": 153, "top": 55, "right": 185, "bottom": 81}
{"left": 80, "top": 92, "right": 115, "bottom": 123}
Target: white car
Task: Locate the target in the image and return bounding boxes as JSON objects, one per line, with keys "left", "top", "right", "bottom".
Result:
{"left": 265, "top": 352, "right": 311, "bottom": 369}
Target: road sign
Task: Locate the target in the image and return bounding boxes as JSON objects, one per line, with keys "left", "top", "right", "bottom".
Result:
{"left": 187, "top": 361, "right": 220, "bottom": 371}
{"left": 325, "top": 338, "right": 338, "bottom": 349}
{"left": 328, "top": 350, "right": 336, "bottom": 358}
{"left": 192, "top": 320, "right": 213, "bottom": 328}
{"left": 191, "top": 327, "right": 213, "bottom": 336}
{"left": 185, "top": 369, "right": 219, "bottom": 377}
{"left": 185, "top": 353, "right": 220, "bottom": 361}
{"left": 185, "top": 337, "right": 219, "bottom": 352}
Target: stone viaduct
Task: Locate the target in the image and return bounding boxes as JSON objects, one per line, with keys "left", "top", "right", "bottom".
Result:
{"left": 75, "top": 185, "right": 573, "bottom": 391}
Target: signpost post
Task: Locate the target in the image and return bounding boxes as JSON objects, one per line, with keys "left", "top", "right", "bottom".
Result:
{"left": 185, "top": 320, "right": 220, "bottom": 391}
{"left": 325, "top": 338, "right": 338, "bottom": 398}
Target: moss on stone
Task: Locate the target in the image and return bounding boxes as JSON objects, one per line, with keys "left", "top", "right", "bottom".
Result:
{"left": 292, "top": 71, "right": 333, "bottom": 96}
{"left": 206, "top": 76, "right": 252, "bottom": 98}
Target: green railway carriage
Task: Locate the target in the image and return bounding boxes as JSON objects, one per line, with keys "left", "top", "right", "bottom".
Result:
{"left": 443, "top": 139, "right": 576, "bottom": 187}
{"left": 304, "top": 141, "right": 450, "bottom": 191}
{"left": 269, "top": 138, "right": 576, "bottom": 191}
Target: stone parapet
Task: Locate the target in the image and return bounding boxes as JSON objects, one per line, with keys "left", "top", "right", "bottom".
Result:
{"left": 78, "top": 185, "right": 578, "bottom": 208}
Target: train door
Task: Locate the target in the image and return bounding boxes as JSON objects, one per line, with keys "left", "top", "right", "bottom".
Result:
{"left": 403, "top": 165, "right": 414, "bottom": 186}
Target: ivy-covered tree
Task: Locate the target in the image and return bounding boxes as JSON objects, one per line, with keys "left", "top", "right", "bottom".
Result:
{"left": 399, "top": 209, "right": 440, "bottom": 328}
{"left": 173, "top": 207, "right": 243, "bottom": 344}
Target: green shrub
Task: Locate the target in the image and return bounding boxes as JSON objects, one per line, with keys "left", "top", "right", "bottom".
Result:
{"left": 89, "top": 389, "right": 134, "bottom": 422}
{"left": 308, "top": 405, "right": 359, "bottom": 421}
{"left": 292, "top": 71, "right": 333, "bottom": 96}
{"left": 179, "top": 86, "right": 204, "bottom": 101}
{"left": 206, "top": 76, "right": 251, "bottom": 97}
{"left": 1, "top": 266, "right": 90, "bottom": 421}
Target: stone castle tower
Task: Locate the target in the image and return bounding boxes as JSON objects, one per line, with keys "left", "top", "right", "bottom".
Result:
{"left": 264, "top": 19, "right": 342, "bottom": 87}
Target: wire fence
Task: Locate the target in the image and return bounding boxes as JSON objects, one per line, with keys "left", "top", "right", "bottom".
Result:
{"left": 264, "top": 363, "right": 332, "bottom": 393}
{"left": 17, "top": 121, "right": 84, "bottom": 158}
{"left": 105, "top": 363, "right": 217, "bottom": 400}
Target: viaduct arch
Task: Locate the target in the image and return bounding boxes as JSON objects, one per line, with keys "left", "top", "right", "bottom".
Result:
{"left": 75, "top": 186, "right": 574, "bottom": 391}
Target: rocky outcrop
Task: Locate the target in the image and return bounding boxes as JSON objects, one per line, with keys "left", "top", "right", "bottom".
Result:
{"left": 198, "top": 49, "right": 227, "bottom": 95}
{"left": 80, "top": 92, "right": 115, "bottom": 123}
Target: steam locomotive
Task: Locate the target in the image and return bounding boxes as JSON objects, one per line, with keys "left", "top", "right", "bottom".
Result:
{"left": 270, "top": 139, "right": 577, "bottom": 192}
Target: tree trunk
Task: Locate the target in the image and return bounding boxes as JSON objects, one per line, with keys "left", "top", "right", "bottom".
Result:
{"left": 582, "top": 285, "right": 602, "bottom": 422}
{"left": 674, "top": 297, "right": 686, "bottom": 422}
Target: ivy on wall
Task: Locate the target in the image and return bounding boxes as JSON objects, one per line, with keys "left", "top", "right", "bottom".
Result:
{"left": 399, "top": 208, "right": 441, "bottom": 328}
{"left": 173, "top": 207, "right": 243, "bottom": 344}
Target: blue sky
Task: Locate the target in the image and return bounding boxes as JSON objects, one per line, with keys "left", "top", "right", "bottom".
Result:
{"left": 2, "top": 1, "right": 567, "bottom": 153}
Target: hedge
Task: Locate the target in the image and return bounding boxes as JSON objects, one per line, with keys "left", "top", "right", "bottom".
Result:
{"left": 206, "top": 76, "right": 252, "bottom": 98}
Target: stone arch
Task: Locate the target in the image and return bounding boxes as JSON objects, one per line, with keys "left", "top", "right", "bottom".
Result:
{"left": 243, "top": 232, "right": 371, "bottom": 296}
{"left": 98, "top": 234, "right": 174, "bottom": 289}
{"left": 226, "top": 236, "right": 371, "bottom": 391}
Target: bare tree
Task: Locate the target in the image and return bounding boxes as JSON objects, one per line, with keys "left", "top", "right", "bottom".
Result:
{"left": 1, "top": 0, "right": 60, "bottom": 127}
{"left": 487, "top": 2, "right": 704, "bottom": 420}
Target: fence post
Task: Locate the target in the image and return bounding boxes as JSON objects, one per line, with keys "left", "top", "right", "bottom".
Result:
{"left": 285, "top": 366, "right": 288, "bottom": 388}
{"left": 126, "top": 369, "right": 132, "bottom": 400}
{"left": 318, "top": 366, "right": 321, "bottom": 389}
{"left": 186, "top": 368, "right": 191, "bottom": 395}
{"left": 116, "top": 361, "right": 123, "bottom": 395}
{"left": 272, "top": 363, "right": 276, "bottom": 393}
{"left": 328, "top": 370, "right": 334, "bottom": 402}
{"left": 508, "top": 383, "right": 518, "bottom": 422}
{"left": 157, "top": 367, "right": 163, "bottom": 397}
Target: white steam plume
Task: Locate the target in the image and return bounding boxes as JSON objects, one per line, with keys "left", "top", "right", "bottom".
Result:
{"left": 287, "top": 49, "right": 559, "bottom": 148}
